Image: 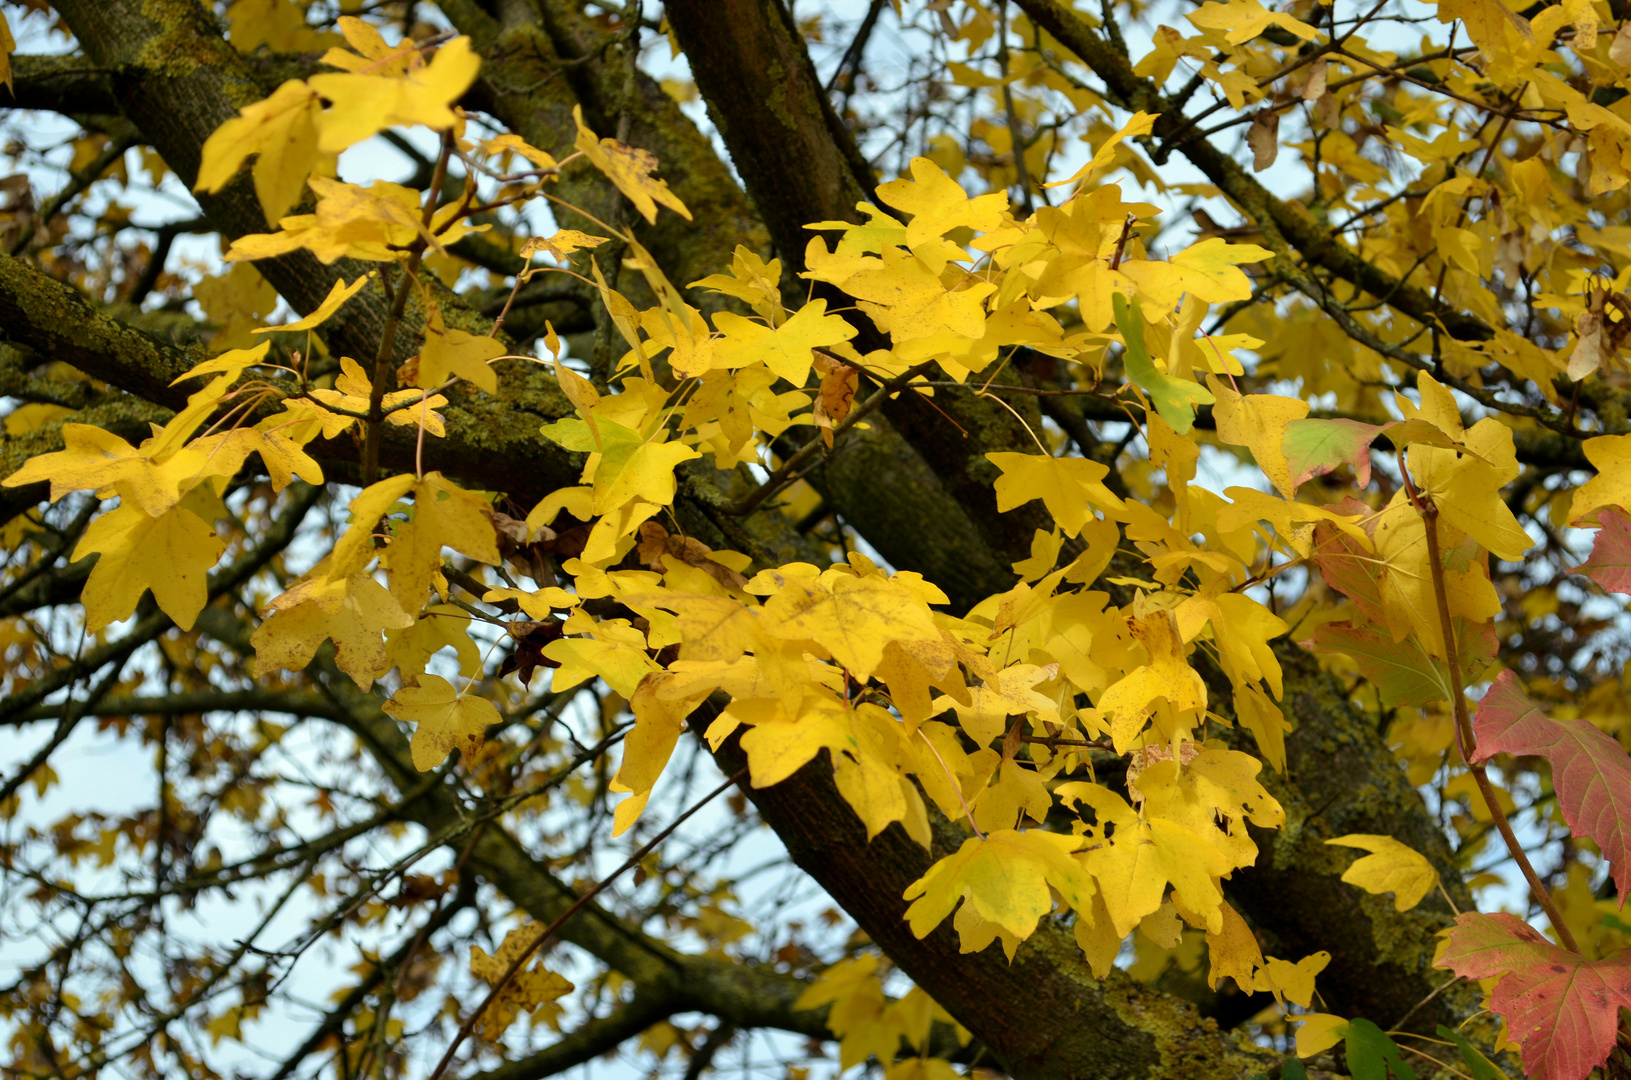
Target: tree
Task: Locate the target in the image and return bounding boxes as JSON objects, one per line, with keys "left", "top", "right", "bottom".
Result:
{"left": 3, "top": 0, "right": 1631, "bottom": 1077}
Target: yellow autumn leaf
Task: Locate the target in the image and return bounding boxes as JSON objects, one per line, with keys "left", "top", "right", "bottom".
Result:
{"left": 1206, "top": 378, "right": 1310, "bottom": 499}
{"left": 931, "top": 662, "right": 1060, "bottom": 746}
{"left": 874, "top": 156, "right": 1007, "bottom": 265}
{"left": 1205, "top": 901, "right": 1264, "bottom": 993}
{"left": 1048, "top": 111, "right": 1160, "bottom": 188}
{"left": 573, "top": 105, "right": 691, "bottom": 224}
{"left": 383, "top": 473, "right": 500, "bottom": 612}
{"left": 195, "top": 79, "right": 323, "bottom": 222}
{"left": 759, "top": 570, "right": 941, "bottom": 680}
{"left": 381, "top": 673, "right": 499, "bottom": 771}
{"left": 0, "top": 11, "right": 14, "bottom": 94}
{"left": 734, "top": 694, "right": 853, "bottom": 787}
{"left": 1253, "top": 950, "right": 1330, "bottom": 1008}
{"left": 417, "top": 307, "right": 505, "bottom": 394}
{"left": 253, "top": 273, "right": 371, "bottom": 335}
{"left": 468, "top": 924, "right": 575, "bottom": 1039}
{"left": 522, "top": 228, "right": 605, "bottom": 261}
{"left": 319, "top": 16, "right": 410, "bottom": 74}
{"left": 712, "top": 299, "right": 858, "bottom": 385}
{"left": 1187, "top": 0, "right": 1320, "bottom": 43}
{"left": 250, "top": 571, "right": 414, "bottom": 688}
{"left": 1096, "top": 609, "right": 1207, "bottom": 752}
{"left": 73, "top": 496, "right": 225, "bottom": 632}
{"left": 1569, "top": 434, "right": 1631, "bottom": 524}
{"left": 1174, "top": 591, "right": 1287, "bottom": 698}
{"left": 305, "top": 355, "right": 448, "bottom": 436}
{"left": 173, "top": 342, "right": 274, "bottom": 385}
{"left": 1324, "top": 834, "right": 1439, "bottom": 911}
{"left": 308, "top": 36, "right": 480, "bottom": 154}
{"left": 1122, "top": 237, "right": 1273, "bottom": 307}
{"left": 902, "top": 829, "right": 1095, "bottom": 941}
{"left": 987, "top": 451, "right": 1123, "bottom": 537}
{"left": 1294, "top": 1014, "right": 1351, "bottom": 1058}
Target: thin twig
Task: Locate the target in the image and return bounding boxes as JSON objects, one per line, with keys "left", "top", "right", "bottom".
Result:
{"left": 423, "top": 766, "right": 749, "bottom": 1080}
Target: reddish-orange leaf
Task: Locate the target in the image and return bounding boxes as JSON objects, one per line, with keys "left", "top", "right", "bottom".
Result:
{"left": 1578, "top": 507, "right": 1631, "bottom": 595}
{"left": 1474, "top": 670, "right": 1631, "bottom": 902}
{"left": 1437, "top": 911, "right": 1631, "bottom": 1080}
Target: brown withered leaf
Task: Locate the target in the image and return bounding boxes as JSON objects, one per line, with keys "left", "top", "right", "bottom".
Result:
{"left": 488, "top": 509, "right": 558, "bottom": 585}
{"left": 1247, "top": 111, "right": 1280, "bottom": 173}
{"left": 500, "top": 619, "right": 563, "bottom": 685}
{"left": 1301, "top": 58, "right": 1327, "bottom": 101}
{"left": 636, "top": 521, "right": 749, "bottom": 591}
{"left": 1567, "top": 285, "right": 1631, "bottom": 382}
{"left": 811, "top": 350, "right": 859, "bottom": 448}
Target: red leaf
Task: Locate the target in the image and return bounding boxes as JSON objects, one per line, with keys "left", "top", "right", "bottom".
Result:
{"left": 1475, "top": 670, "right": 1631, "bottom": 902}
{"left": 1437, "top": 911, "right": 1631, "bottom": 1080}
{"left": 1578, "top": 507, "right": 1631, "bottom": 595}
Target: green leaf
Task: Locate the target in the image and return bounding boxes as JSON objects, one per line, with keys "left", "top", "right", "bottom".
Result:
{"left": 1435, "top": 1025, "right": 1507, "bottom": 1080}
{"left": 1282, "top": 1058, "right": 1309, "bottom": 1080}
{"left": 1344, "top": 1018, "right": 1417, "bottom": 1080}
{"left": 1113, "top": 293, "right": 1214, "bottom": 434}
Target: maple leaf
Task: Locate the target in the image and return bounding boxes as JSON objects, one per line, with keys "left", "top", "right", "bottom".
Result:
{"left": 1473, "top": 670, "right": 1631, "bottom": 902}
{"left": 1569, "top": 434, "right": 1631, "bottom": 524}
{"left": 1174, "top": 591, "right": 1287, "bottom": 698}
{"left": 1578, "top": 507, "right": 1631, "bottom": 594}
{"left": 1437, "top": 910, "right": 1631, "bottom": 1080}
{"left": 1205, "top": 901, "right": 1264, "bottom": 993}
{"left": 1252, "top": 950, "right": 1330, "bottom": 1008}
{"left": 73, "top": 496, "right": 225, "bottom": 632}
{"left": 712, "top": 299, "right": 858, "bottom": 385}
{"left": 758, "top": 570, "right": 940, "bottom": 680}
{"left": 595, "top": 421, "right": 700, "bottom": 515}
{"left": 986, "top": 451, "right": 1122, "bottom": 536}
{"left": 1324, "top": 834, "right": 1439, "bottom": 911}
{"left": 1187, "top": 0, "right": 1320, "bottom": 43}
{"left": 384, "top": 473, "right": 500, "bottom": 612}
{"left": 1279, "top": 416, "right": 1461, "bottom": 494}
{"left": 1304, "top": 619, "right": 1492, "bottom": 707}
{"left": 811, "top": 245, "right": 995, "bottom": 343}
{"left": 195, "top": 79, "right": 322, "bottom": 222}
{"left": 573, "top": 106, "right": 691, "bottom": 225}
{"left": 0, "top": 12, "right": 13, "bottom": 95}
{"left": 874, "top": 156, "right": 1007, "bottom": 267}
{"left": 253, "top": 273, "right": 371, "bottom": 335}
{"left": 901, "top": 829, "right": 1095, "bottom": 942}
{"left": 416, "top": 306, "right": 505, "bottom": 394}
{"left": 382, "top": 673, "right": 500, "bottom": 771}
{"left": 1096, "top": 609, "right": 1207, "bottom": 752}
{"left": 1409, "top": 418, "right": 1530, "bottom": 561}
{"left": 319, "top": 16, "right": 412, "bottom": 74}
{"left": 1113, "top": 293, "right": 1214, "bottom": 433}
{"left": 1122, "top": 237, "right": 1274, "bottom": 307}
{"left": 1207, "top": 379, "right": 1308, "bottom": 497}
{"left": 468, "top": 924, "right": 575, "bottom": 1039}
{"left": 251, "top": 571, "right": 413, "bottom": 688}
{"left": 1047, "top": 111, "right": 1159, "bottom": 189}
{"left": 932, "top": 663, "right": 1059, "bottom": 746}
{"left": 305, "top": 355, "right": 448, "bottom": 437}
{"left": 812, "top": 351, "right": 860, "bottom": 447}
{"left": 307, "top": 36, "right": 480, "bottom": 154}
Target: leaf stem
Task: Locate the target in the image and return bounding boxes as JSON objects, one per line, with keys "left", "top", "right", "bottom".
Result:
{"left": 363, "top": 129, "right": 454, "bottom": 485}
{"left": 1409, "top": 452, "right": 1579, "bottom": 952}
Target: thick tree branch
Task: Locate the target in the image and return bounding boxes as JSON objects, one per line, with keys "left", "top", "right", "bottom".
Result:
{"left": 702, "top": 719, "right": 1275, "bottom": 1080}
